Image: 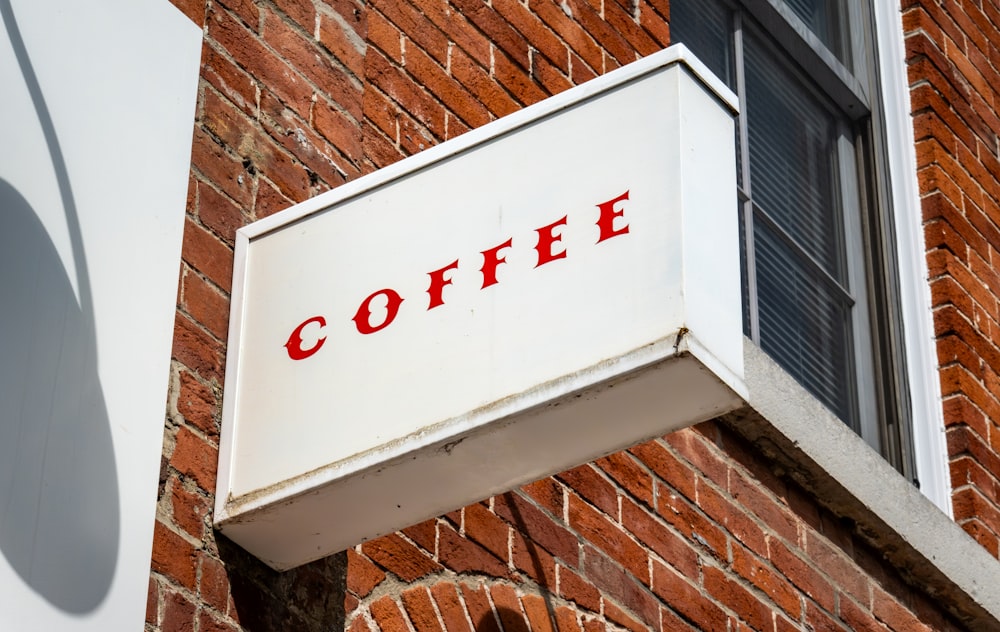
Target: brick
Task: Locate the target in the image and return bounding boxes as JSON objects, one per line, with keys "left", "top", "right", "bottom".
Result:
{"left": 839, "top": 595, "right": 890, "bottom": 632}
{"left": 191, "top": 127, "right": 254, "bottom": 209}
{"left": 695, "top": 477, "right": 767, "bottom": 556}
{"left": 730, "top": 543, "right": 801, "bottom": 620}
{"left": 366, "top": 49, "right": 447, "bottom": 140}
{"left": 197, "top": 179, "right": 247, "bottom": 246}
{"left": 347, "top": 548, "right": 386, "bottom": 597}
{"left": 595, "top": 451, "right": 654, "bottom": 509}
{"left": 508, "top": 529, "right": 555, "bottom": 587}
{"left": 555, "top": 606, "right": 583, "bottom": 632}
{"left": 362, "top": 533, "right": 444, "bottom": 581}
{"left": 147, "top": 577, "right": 159, "bottom": 626}
{"left": 373, "top": 0, "right": 450, "bottom": 66}
{"left": 664, "top": 429, "right": 730, "bottom": 491}
{"left": 650, "top": 559, "right": 729, "bottom": 632}
{"left": 449, "top": 47, "right": 520, "bottom": 118}
{"left": 181, "top": 269, "right": 230, "bottom": 342}
{"left": 872, "top": 585, "right": 933, "bottom": 632}
{"left": 530, "top": 0, "right": 604, "bottom": 74}
{"left": 730, "top": 469, "right": 801, "bottom": 546}
{"left": 371, "top": 596, "right": 411, "bottom": 632}
{"left": 581, "top": 548, "right": 659, "bottom": 628}
{"left": 170, "top": 0, "right": 207, "bottom": 26}
{"left": 767, "top": 538, "right": 836, "bottom": 613}
{"left": 161, "top": 588, "right": 197, "bottom": 632}
{"left": 254, "top": 178, "right": 295, "bottom": 219}
{"left": 314, "top": 99, "right": 365, "bottom": 165}
{"left": 619, "top": 498, "right": 698, "bottom": 579}
{"left": 461, "top": 584, "right": 500, "bottom": 632}
{"left": 182, "top": 217, "right": 234, "bottom": 293}
{"left": 521, "top": 478, "right": 565, "bottom": 517}
{"left": 170, "top": 481, "right": 210, "bottom": 539}
{"left": 177, "top": 370, "right": 219, "bottom": 441}
{"left": 629, "top": 440, "right": 697, "bottom": 501}
{"left": 803, "top": 600, "right": 843, "bottom": 632}
{"left": 557, "top": 565, "right": 601, "bottom": 613}
{"left": 199, "top": 553, "right": 231, "bottom": 614}
{"left": 491, "top": 584, "right": 528, "bottom": 631}
{"left": 803, "top": 531, "right": 869, "bottom": 604}
{"left": 198, "top": 610, "right": 240, "bottom": 632}
{"left": 494, "top": 492, "right": 579, "bottom": 565}
{"left": 349, "top": 615, "right": 376, "bottom": 632}
{"left": 493, "top": 0, "right": 569, "bottom": 73}
{"left": 438, "top": 521, "right": 511, "bottom": 577}
{"left": 601, "top": 600, "right": 647, "bottom": 632}
{"left": 521, "top": 594, "right": 556, "bottom": 632}
{"left": 151, "top": 522, "right": 197, "bottom": 588}
{"left": 273, "top": 0, "right": 316, "bottom": 33}
{"left": 171, "top": 426, "right": 219, "bottom": 491}
{"left": 402, "top": 518, "right": 437, "bottom": 553}
{"left": 430, "top": 583, "right": 474, "bottom": 632}
{"left": 402, "top": 586, "right": 445, "bottom": 632}
{"left": 464, "top": 503, "right": 511, "bottom": 562}
{"left": 568, "top": 494, "right": 647, "bottom": 580}
{"left": 450, "top": 0, "right": 529, "bottom": 69}
{"left": 557, "top": 465, "right": 618, "bottom": 517}
{"left": 703, "top": 566, "right": 772, "bottom": 632}
{"left": 261, "top": 9, "right": 361, "bottom": 120}
{"left": 653, "top": 482, "right": 728, "bottom": 561}
{"left": 317, "top": 7, "right": 366, "bottom": 79}
{"left": 208, "top": 6, "right": 314, "bottom": 121}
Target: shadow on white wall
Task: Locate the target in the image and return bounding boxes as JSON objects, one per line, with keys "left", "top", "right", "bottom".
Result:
{"left": 0, "top": 0, "right": 119, "bottom": 613}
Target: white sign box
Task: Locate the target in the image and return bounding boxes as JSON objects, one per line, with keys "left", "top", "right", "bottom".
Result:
{"left": 216, "top": 45, "right": 746, "bottom": 570}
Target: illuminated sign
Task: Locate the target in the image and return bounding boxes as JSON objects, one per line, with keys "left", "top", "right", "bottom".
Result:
{"left": 216, "top": 45, "right": 745, "bottom": 570}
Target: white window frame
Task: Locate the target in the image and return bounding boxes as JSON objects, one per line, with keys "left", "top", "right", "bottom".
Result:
{"left": 873, "top": 0, "right": 951, "bottom": 514}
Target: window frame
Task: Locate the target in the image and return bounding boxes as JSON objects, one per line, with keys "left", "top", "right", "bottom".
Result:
{"left": 673, "top": 0, "right": 950, "bottom": 508}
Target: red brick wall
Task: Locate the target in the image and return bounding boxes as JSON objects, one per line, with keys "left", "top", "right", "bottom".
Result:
{"left": 904, "top": 0, "right": 1000, "bottom": 558}
{"left": 149, "top": 0, "right": 981, "bottom": 630}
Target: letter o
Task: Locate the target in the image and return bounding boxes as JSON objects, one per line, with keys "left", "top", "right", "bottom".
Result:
{"left": 353, "top": 288, "right": 404, "bottom": 334}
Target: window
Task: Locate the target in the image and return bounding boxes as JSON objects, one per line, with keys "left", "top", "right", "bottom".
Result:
{"left": 672, "top": 0, "right": 916, "bottom": 478}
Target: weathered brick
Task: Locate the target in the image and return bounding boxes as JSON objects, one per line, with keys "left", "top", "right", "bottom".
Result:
{"left": 402, "top": 586, "right": 445, "bottom": 632}
{"left": 371, "top": 596, "right": 411, "bottom": 632}
{"left": 151, "top": 522, "right": 198, "bottom": 588}
{"left": 363, "top": 534, "right": 443, "bottom": 581}
{"left": 347, "top": 548, "right": 386, "bottom": 598}
{"left": 650, "top": 559, "right": 729, "bottom": 632}
{"left": 430, "top": 583, "right": 474, "bottom": 632}
{"left": 161, "top": 588, "right": 197, "bottom": 632}
{"left": 495, "top": 492, "right": 579, "bottom": 566}
{"left": 171, "top": 426, "right": 219, "bottom": 491}
{"left": 438, "top": 521, "right": 510, "bottom": 577}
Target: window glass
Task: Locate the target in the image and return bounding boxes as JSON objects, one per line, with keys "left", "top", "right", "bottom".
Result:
{"left": 672, "top": 0, "right": 871, "bottom": 437}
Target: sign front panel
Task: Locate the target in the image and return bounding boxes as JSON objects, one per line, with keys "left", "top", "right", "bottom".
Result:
{"left": 233, "top": 72, "right": 688, "bottom": 497}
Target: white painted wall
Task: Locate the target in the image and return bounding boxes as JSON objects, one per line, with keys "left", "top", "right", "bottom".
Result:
{"left": 0, "top": 0, "right": 200, "bottom": 628}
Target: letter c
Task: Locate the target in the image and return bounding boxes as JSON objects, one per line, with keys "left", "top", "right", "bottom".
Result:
{"left": 285, "top": 316, "right": 327, "bottom": 360}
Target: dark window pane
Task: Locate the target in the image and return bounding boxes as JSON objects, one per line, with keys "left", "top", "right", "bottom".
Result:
{"left": 755, "top": 221, "right": 854, "bottom": 422}
{"left": 745, "top": 32, "right": 845, "bottom": 281}
{"left": 670, "top": 0, "right": 734, "bottom": 89}
{"left": 781, "top": 0, "right": 849, "bottom": 63}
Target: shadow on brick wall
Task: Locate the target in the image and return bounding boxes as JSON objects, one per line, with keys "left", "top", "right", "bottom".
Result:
{"left": 479, "top": 607, "right": 530, "bottom": 632}
{"left": 217, "top": 535, "right": 347, "bottom": 632}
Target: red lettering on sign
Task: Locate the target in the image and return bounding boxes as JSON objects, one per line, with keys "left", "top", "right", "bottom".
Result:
{"left": 596, "top": 190, "right": 630, "bottom": 243}
{"left": 353, "top": 289, "right": 404, "bottom": 334}
{"left": 427, "top": 259, "right": 460, "bottom": 309}
{"left": 285, "top": 188, "right": 634, "bottom": 351}
{"left": 285, "top": 316, "right": 327, "bottom": 360}
{"left": 480, "top": 238, "right": 512, "bottom": 288}
{"left": 535, "top": 216, "right": 568, "bottom": 267}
